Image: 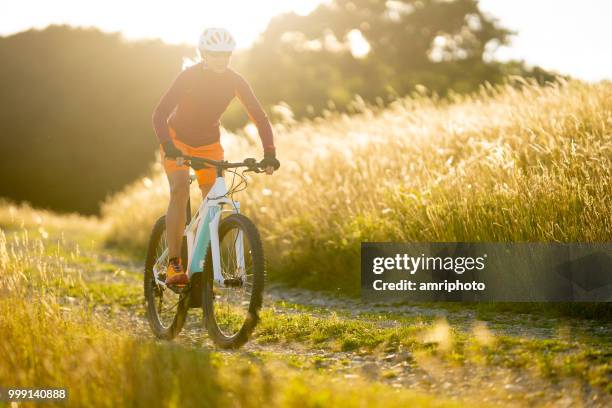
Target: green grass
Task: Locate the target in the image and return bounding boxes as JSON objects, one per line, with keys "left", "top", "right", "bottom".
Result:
{"left": 1, "top": 208, "right": 610, "bottom": 406}
{"left": 2, "top": 78, "right": 612, "bottom": 405}
{"left": 3, "top": 296, "right": 470, "bottom": 408}
{"left": 99, "top": 79, "right": 611, "bottom": 300}
{"left": 0, "top": 223, "right": 469, "bottom": 408}
{"left": 255, "top": 307, "right": 611, "bottom": 389}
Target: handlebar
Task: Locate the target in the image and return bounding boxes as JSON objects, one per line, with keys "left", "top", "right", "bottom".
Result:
{"left": 177, "top": 156, "right": 266, "bottom": 173}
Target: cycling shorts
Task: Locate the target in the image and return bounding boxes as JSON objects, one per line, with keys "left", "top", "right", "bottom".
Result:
{"left": 160, "top": 127, "right": 224, "bottom": 188}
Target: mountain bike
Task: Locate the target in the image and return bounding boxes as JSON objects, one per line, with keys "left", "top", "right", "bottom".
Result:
{"left": 144, "top": 156, "right": 266, "bottom": 349}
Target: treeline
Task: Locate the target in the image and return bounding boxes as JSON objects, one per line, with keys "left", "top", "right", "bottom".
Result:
{"left": 0, "top": 25, "right": 194, "bottom": 214}
{"left": 0, "top": 0, "right": 556, "bottom": 214}
{"left": 240, "top": 0, "right": 557, "bottom": 118}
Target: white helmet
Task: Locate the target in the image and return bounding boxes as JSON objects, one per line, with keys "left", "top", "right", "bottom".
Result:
{"left": 198, "top": 28, "right": 236, "bottom": 53}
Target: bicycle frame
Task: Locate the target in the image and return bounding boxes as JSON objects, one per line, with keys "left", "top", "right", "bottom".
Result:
{"left": 152, "top": 173, "right": 245, "bottom": 289}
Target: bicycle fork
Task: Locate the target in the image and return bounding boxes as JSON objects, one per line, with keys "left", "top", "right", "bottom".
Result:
{"left": 182, "top": 202, "right": 245, "bottom": 287}
{"left": 208, "top": 208, "right": 246, "bottom": 285}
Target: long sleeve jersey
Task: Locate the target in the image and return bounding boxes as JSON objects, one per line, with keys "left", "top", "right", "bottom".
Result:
{"left": 152, "top": 63, "right": 275, "bottom": 152}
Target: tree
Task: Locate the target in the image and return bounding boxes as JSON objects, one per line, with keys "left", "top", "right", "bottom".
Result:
{"left": 242, "top": 0, "right": 514, "bottom": 117}
{"left": 0, "top": 25, "right": 192, "bottom": 214}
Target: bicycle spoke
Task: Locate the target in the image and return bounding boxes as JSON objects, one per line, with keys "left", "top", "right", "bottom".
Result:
{"left": 213, "top": 223, "right": 255, "bottom": 338}
{"left": 161, "top": 298, "right": 182, "bottom": 314}
{"left": 149, "top": 226, "right": 182, "bottom": 330}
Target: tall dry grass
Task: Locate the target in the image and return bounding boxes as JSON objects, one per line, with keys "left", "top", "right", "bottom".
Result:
{"left": 0, "top": 224, "right": 461, "bottom": 407}
{"left": 101, "top": 78, "right": 612, "bottom": 293}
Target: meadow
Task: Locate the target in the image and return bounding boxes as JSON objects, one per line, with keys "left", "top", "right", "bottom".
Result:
{"left": 1, "top": 200, "right": 610, "bottom": 407}
{"left": 102, "top": 77, "right": 611, "bottom": 294}
{"left": 1, "top": 78, "right": 610, "bottom": 407}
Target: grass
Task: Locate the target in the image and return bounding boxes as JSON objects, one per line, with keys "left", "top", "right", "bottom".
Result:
{"left": 5, "top": 295, "right": 466, "bottom": 408}
{"left": 0, "top": 205, "right": 610, "bottom": 405}
{"left": 99, "top": 78, "right": 611, "bottom": 297}
{"left": 254, "top": 308, "right": 611, "bottom": 390}
{"left": 0, "top": 221, "right": 468, "bottom": 408}
{"left": 2, "top": 77, "right": 611, "bottom": 405}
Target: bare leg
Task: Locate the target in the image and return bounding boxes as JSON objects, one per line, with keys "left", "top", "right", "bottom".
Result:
{"left": 166, "top": 169, "right": 190, "bottom": 259}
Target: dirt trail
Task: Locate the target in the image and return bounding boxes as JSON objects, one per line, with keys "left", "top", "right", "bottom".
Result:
{"left": 88, "top": 250, "right": 611, "bottom": 407}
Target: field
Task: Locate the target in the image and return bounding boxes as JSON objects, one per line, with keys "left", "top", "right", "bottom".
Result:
{"left": 1, "top": 78, "right": 611, "bottom": 407}
{"left": 103, "top": 78, "right": 611, "bottom": 295}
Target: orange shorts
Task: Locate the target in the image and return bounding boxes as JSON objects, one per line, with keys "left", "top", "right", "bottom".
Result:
{"left": 160, "top": 127, "right": 224, "bottom": 188}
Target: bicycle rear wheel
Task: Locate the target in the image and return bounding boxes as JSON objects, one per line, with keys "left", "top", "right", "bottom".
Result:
{"left": 144, "top": 216, "right": 189, "bottom": 340}
{"left": 203, "top": 213, "right": 265, "bottom": 349}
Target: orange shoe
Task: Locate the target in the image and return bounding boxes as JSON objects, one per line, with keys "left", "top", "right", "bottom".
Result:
{"left": 165, "top": 258, "right": 189, "bottom": 286}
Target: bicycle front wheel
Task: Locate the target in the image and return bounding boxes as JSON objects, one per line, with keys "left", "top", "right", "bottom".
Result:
{"left": 203, "top": 213, "right": 265, "bottom": 349}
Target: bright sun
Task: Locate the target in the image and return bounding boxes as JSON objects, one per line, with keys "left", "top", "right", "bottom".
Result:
{"left": 0, "top": 0, "right": 324, "bottom": 49}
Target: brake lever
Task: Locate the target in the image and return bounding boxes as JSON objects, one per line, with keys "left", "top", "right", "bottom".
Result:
{"left": 244, "top": 167, "right": 264, "bottom": 174}
{"left": 242, "top": 158, "right": 265, "bottom": 173}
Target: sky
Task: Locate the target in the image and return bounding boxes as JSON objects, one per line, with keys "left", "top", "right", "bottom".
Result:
{"left": 1, "top": 0, "right": 610, "bottom": 82}
{"left": 0, "top": 0, "right": 322, "bottom": 48}
{"left": 479, "top": 0, "right": 612, "bottom": 81}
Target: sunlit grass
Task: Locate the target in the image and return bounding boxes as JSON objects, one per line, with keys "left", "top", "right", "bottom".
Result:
{"left": 101, "top": 78, "right": 611, "bottom": 294}
{"left": 0, "top": 198, "right": 103, "bottom": 247}
{"left": 253, "top": 309, "right": 611, "bottom": 389}
{"left": 213, "top": 304, "right": 250, "bottom": 335}
{"left": 0, "top": 224, "right": 468, "bottom": 407}
{"left": 4, "top": 73, "right": 612, "bottom": 406}
{"left": 1, "top": 216, "right": 609, "bottom": 405}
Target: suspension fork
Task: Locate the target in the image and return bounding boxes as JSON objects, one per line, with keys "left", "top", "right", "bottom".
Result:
{"left": 209, "top": 208, "right": 223, "bottom": 284}
{"left": 210, "top": 203, "right": 246, "bottom": 285}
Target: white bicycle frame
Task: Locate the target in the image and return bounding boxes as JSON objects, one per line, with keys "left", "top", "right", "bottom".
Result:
{"left": 152, "top": 172, "right": 245, "bottom": 289}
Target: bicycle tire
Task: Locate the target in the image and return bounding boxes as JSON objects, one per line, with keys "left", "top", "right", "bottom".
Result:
{"left": 203, "top": 213, "right": 265, "bottom": 349}
{"left": 144, "top": 215, "right": 189, "bottom": 340}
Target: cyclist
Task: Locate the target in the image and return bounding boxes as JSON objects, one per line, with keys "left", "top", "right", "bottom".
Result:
{"left": 152, "top": 27, "right": 280, "bottom": 286}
